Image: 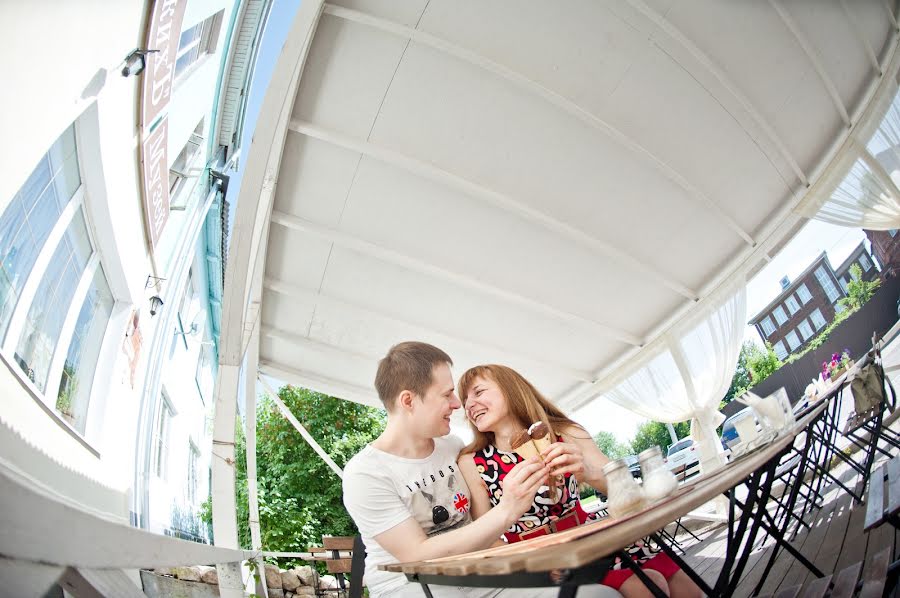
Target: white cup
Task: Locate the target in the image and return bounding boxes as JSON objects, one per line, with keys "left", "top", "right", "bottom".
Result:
{"left": 732, "top": 411, "right": 759, "bottom": 445}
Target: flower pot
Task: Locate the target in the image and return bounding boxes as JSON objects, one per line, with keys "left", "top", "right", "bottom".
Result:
{"left": 830, "top": 367, "right": 847, "bottom": 382}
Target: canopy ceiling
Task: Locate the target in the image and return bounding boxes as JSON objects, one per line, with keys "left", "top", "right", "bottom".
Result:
{"left": 227, "top": 0, "right": 900, "bottom": 413}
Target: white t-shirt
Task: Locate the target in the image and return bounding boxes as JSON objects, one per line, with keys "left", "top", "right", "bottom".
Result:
{"left": 342, "top": 435, "right": 473, "bottom": 597}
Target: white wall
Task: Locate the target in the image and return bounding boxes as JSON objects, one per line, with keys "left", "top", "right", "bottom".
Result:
{"left": 0, "top": 2, "right": 145, "bottom": 209}
{"left": 0, "top": 0, "right": 235, "bottom": 529}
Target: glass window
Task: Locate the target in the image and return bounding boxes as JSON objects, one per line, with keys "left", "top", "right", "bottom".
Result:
{"left": 153, "top": 397, "right": 174, "bottom": 479}
{"left": 860, "top": 254, "right": 872, "bottom": 271}
{"left": 815, "top": 266, "right": 840, "bottom": 303}
{"left": 195, "top": 336, "right": 215, "bottom": 405}
{"left": 0, "top": 126, "right": 80, "bottom": 338}
{"left": 890, "top": 229, "right": 897, "bottom": 238}
{"left": 773, "top": 341, "right": 788, "bottom": 360}
{"left": 839, "top": 276, "right": 849, "bottom": 293}
{"left": 772, "top": 305, "right": 788, "bottom": 326}
{"left": 56, "top": 266, "right": 114, "bottom": 434}
{"left": 785, "top": 295, "right": 800, "bottom": 315}
{"left": 785, "top": 330, "right": 800, "bottom": 351}
{"left": 14, "top": 211, "right": 92, "bottom": 391}
{"left": 797, "top": 284, "right": 813, "bottom": 304}
{"left": 798, "top": 319, "right": 814, "bottom": 341}
{"left": 169, "top": 119, "right": 205, "bottom": 205}
{"left": 188, "top": 442, "right": 200, "bottom": 504}
{"left": 174, "top": 12, "right": 224, "bottom": 79}
{"left": 760, "top": 316, "right": 776, "bottom": 337}
{"left": 811, "top": 308, "right": 827, "bottom": 330}
{"left": 1, "top": 123, "right": 116, "bottom": 438}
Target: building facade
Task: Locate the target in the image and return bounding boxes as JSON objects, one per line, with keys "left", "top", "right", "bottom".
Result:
{"left": 0, "top": 0, "right": 264, "bottom": 543}
{"left": 749, "top": 242, "right": 879, "bottom": 360}
{"left": 866, "top": 229, "right": 900, "bottom": 275}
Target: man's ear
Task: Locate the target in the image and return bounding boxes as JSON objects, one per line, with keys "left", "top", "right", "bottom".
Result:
{"left": 397, "top": 390, "right": 416, "bottom": 412}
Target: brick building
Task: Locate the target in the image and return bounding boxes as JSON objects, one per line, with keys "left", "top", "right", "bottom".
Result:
{"left": 865, "top": 229, "right": 900, "bottom": 275}
{"left": 749, "top": 242, "right": 879, "bottom": 359}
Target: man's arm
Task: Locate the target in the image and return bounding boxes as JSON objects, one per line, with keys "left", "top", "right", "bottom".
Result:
{"left": 457, "top": 452, "right": 494, "bottom": 520}
{"left": 375, "top": 457, "right": 549, "bottom": 562}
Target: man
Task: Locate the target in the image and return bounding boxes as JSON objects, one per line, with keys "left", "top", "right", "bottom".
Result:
{"left": 343, "top": 342, "right": 621, "bottom": 598}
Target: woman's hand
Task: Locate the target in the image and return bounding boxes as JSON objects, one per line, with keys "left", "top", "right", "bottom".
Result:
{"left": 541, "top": 440, "right": 585, "bottom": 479}
{"left": 496, "top": 456, "right": 550, "bottom": 524}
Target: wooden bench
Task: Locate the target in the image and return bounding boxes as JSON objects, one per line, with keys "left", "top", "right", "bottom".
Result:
{"left": 309, "top": 536, "right": 365, "bottom": 598}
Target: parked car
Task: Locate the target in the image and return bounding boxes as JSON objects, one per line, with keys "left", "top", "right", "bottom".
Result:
{"left": 622, "top": 454, "right": 642, "bottom": 478}
{"left": 665, "top": 438, "right": 700, "bottom": 479}
{"left": 720, "top": 407, "right": 762, "bottom": 449}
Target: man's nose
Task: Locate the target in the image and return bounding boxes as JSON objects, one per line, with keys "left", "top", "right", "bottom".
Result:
{"left": 449, "top": 394, "right": 462, "bottom": 410}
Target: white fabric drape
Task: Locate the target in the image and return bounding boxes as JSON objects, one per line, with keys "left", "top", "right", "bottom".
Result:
{"left": 603, "top": 282, "right": 747, "bottom": 471}
{"left": 802, "top": 88, "right": 900, "bottom": 230}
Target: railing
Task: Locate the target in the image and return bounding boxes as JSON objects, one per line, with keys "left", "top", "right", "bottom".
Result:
{"left": 0, "top": 445, "right": 259, "bottom": 597}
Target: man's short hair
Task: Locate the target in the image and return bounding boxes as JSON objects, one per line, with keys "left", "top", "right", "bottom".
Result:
{"left": 375, "top": 342, "right": 453, "bottom": 411}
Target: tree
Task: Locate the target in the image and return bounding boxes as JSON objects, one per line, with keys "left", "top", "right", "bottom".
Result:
{"left": 838, "top": 263, "right": 882, "bottom": 311}
{"left": 207, "top": 385, "right": 385, "bottom": 565}
{"left": 593, "top": 431, "right": 630, "bottom": 459}
{"left": 722, "top": 341, "right": 756, "bottom": 406}
{"left": 746, "top": 342, "right": 782, "bottom": 387}
{"left": 629, "top": 421, "right": 690, "bottom": 455}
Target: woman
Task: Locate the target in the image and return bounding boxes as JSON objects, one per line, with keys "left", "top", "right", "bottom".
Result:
{"left": 457, "top": 364, "right": 702, "bottom": 598}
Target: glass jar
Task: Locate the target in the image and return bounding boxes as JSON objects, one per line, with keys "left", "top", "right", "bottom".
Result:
{"left": 638, "top": 446, "right": 678, "bottom": 501}
{"left": 602, "top": 458, "right": 646, "bottom": 518}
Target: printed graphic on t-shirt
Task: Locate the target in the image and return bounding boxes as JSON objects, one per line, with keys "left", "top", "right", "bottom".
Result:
{"left": 404, "top": 461, "right": 471, "bottom": 535}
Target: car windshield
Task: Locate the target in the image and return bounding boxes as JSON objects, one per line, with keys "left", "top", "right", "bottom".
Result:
{"left": 667, "top": 439, "right": 693, "bottom": 456}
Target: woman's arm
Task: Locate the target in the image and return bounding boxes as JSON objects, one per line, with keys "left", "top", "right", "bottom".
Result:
{"left": 541, "top": 424, "right": 611, "bottom": 495}
{"left": 458, "top": 452, "right": 495, "bottom": 520}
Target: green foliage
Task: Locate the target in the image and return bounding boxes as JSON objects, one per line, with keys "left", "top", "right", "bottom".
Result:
{"left": 629, "top": 421, "right": 690, "bottom": 456}
{"left": 592, "top": 431, "right": 630, "bottom": 460}
{"left": 722, "top": 341, "right": 757, "bottom": 406}
{"left": 202, "top": 386, "right": 385, "bottom": 568}
{"left": 746, "top": 342, "right": 782, "bottom": 387}
{"left": 837, "top": 264, "right": 881, "bottom": 311}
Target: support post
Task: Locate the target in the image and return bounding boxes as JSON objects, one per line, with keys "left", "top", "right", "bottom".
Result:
{"left": 211, "top": 363, "right": 245, "bottom": 598}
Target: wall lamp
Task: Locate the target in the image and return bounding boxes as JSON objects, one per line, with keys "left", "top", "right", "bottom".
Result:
{"left": 149, "top": 295, "right": 164, "bottom": 316}
{"left": 121, "top": 48, "right": 160, "bottom": 77}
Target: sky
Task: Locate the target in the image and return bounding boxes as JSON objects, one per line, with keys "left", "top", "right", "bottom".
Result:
{"left": 233, "top": 4, "right": 872, "bottom": 448}
{"left": 224, "top": 0, "right": 300, "bottom": 231}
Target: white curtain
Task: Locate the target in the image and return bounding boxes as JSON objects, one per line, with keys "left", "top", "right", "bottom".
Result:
{"left": 802, "top": 88, "right": 900, "bottom": 230}
{"left": 603, "top": 282, "right": 747, "bottom": 471}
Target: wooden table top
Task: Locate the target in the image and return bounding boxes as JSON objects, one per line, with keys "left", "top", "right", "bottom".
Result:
{"left": 383, "top": 402, "right": 828, "bottom": 578}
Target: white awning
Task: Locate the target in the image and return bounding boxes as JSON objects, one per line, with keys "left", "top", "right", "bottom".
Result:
{"left": 222, "top": 0, "right": 900, "bottom": 415}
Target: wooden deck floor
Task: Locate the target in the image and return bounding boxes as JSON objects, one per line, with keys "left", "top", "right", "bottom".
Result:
{"left": 671, "top": 453, "right": 899, "bottom": 597}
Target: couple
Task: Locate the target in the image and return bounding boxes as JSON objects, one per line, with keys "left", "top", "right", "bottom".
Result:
{"left": 343, "top": 342, "right": 702, "bottom": 598}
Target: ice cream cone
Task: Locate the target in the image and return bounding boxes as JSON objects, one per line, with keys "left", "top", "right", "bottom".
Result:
{"left": 511, "top": 422, "right": 562, "bottom": 503}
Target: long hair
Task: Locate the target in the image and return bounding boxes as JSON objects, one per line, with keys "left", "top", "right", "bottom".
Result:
{"left": 458, "top": 364, "right": 585, "bottom": 455}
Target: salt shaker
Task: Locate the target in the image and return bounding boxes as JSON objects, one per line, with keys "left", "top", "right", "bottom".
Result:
{"left": 638, "top": 446, "right": 678, "bottom": 501}
{"left": 602, "top": 458, "right": 646, "bottom": 518}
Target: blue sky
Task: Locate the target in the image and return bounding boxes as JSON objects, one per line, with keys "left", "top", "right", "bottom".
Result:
{"left": 225, "top": 0, "right": 300, "bottom": 230}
